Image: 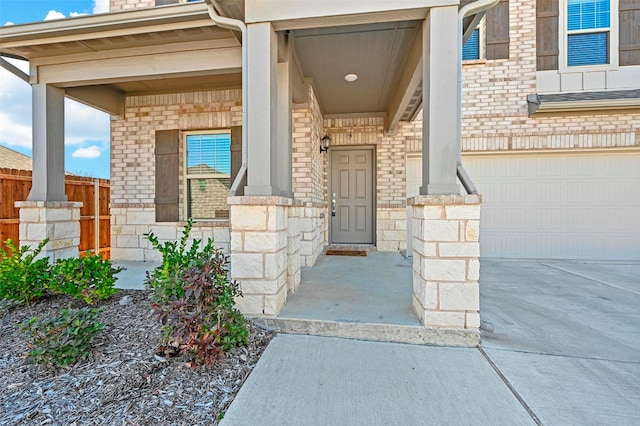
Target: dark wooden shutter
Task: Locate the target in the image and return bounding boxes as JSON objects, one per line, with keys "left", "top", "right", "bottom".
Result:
{"left": 620, "top": 0, "right": 640, "bottom": 66}
{"left": 486, "top": 0, "right": 510, "bottom": 60}
{"left": 155, "top": 130, "right": 179, "bottom": 222}
{"left": 230, "top": 126, "right": 245, "bottom": 195}
{"left": 536, "top": 0, "right": 559, "bottom": 70}
{"left": 155, "top": 0, "right": 179, "bottom": 6}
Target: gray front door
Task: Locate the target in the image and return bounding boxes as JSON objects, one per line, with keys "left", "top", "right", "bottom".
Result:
{"left": 330, "top": 148, "right": 374, "bottom": 244}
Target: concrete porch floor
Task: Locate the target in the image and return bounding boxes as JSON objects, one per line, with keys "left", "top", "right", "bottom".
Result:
{"left": 258, "top": 251, "right": 479, "bottom": 346}
{"left": 281, "top": 251, "right": 418, "bottom": 326}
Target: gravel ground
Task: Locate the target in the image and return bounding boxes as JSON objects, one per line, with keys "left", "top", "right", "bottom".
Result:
{"left": 0, "top": 290, "right": 274, "bottom": 425}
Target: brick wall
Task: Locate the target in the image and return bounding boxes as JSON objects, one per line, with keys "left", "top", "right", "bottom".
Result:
{"left": 292, "top": 86, "right": 326, "bottom": 265}
{"left": 461, "top": 0, "right": 640, "bottom": 152}
{"left": 110, "top": 0, "right": 154, "bottom": 12}
{"left": 110, "top": 90, "right": 241, "bottom": 260}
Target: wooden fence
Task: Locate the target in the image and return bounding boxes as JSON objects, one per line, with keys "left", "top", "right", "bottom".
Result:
{"left": 0, "top": 167, "right": 110, "bottom": 258}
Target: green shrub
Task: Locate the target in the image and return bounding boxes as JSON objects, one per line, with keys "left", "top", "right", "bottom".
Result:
{"left": 49, "top": 252, "right": 122, "bottom": 304}
{"left": 145, "top": 220, "right": 214, "bottom": 302}
{"left": 147, "top": 221, "right": 248, "bottom": 368}
{"left": 19, "top": 307, "right": 104, "bottom": 366}
{"left": 0, "top": 239, "right": 50, "bottom": 304}
{"left": 153, "top": 251, "right": 248, "bottom": 367}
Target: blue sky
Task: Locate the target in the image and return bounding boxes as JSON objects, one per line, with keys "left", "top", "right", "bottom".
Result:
{"left": 0, "top": 0, "right": 111, "bottom": 178}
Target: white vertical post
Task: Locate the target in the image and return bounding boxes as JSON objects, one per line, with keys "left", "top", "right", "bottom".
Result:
{"left": 420, "top": 6, "right": 460, "bottom": 195}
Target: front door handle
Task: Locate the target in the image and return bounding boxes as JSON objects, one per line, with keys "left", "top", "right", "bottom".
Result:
{"left": 331, "top": 193, "right": 336, "bottom": 216}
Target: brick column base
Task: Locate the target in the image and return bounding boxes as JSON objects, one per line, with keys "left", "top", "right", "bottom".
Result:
{"left": 16, "top": 201, "right": 83, "bottom": 261}
{"left": 410, "top": 194, "right": 481, "bottom": 330}
{"left": 229, "top": 196, "right": 294, "bottom": 317}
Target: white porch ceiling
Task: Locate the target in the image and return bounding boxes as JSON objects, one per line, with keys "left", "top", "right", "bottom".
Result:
{"left": 292, "top": 21, "right": 420, "bottom": 116}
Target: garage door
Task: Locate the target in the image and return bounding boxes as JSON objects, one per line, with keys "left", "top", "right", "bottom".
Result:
{"left": 463, "top": 151, "right": 640, "bottom": 260}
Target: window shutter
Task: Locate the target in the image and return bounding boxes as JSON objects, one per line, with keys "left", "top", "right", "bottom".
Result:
{"left": 230, "top": 126, "right": 245, "bottom": 195}
{"left": 155, "top": 130, "right": 180, "bottom": 222}
{"left": 620, "top": 0, "right": 640, "bottom": 66}
{"left": 486, "top": 0, "right": 510, "bottom": 60}
{"left": 536, "top": 0, "right": 559, "bottom": 70}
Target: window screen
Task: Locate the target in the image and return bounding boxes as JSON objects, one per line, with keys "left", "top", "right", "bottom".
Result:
{"left": 567, "top": 0, "right": 610, "bottom": 66}
{"left": 463, "top": 29, "right": 481, "bottom": 61}
{"left": 185, "top": 132, "right": 231, "bottom": 220}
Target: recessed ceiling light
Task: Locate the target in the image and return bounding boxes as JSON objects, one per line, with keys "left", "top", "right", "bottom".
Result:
{"left": 344, "top": 73, "right": 358, "bottom": 82}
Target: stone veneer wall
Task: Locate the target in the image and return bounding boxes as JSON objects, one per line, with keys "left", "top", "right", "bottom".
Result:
{"left": 110, "top": 90, "right": 241, "bottom": 261}
{"left": 16, "top": 201, "right": 83, "bottom": 261}
{"left": 459, "top": 0, "right": 640, "bottom": 153}
{"left": 411, "top": 195, "right": 481, "bottom": 331}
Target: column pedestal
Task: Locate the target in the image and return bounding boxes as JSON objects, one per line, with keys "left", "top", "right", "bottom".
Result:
{"left": 229, "top": 196, "right": 294, "bottom": 316}
{"left": 410, "top": 194, "right": 481, "bottom": 332}
{"left": 16, "top": 201, "right": 83, "bottom": 261}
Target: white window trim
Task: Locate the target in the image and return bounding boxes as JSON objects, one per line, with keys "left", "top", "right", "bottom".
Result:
{"left": 183, "top": 129, "right": 231, "bottom": 221}
{"left": 559, "top": 0, "right": 619, "bottom": 73}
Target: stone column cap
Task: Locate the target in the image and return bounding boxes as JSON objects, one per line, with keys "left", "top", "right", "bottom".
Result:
{"left": 408, "top": 194, "right": 481, "bottom": 206}
{"left": 15, "top": 201, "right": 84, "bottom": 208}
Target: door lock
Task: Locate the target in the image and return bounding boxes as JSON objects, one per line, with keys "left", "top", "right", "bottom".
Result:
{"left": 331, "top": 193, "right": 336, "bottom": 216}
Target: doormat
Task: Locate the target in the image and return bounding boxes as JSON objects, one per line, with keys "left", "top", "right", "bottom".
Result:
{"left": 325, "top": 249, "right": 367, "bottom": 256}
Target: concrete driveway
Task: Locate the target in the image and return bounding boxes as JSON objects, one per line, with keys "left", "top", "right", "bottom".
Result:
{"left": 479, "top": 259, "right": 640, "bottom": 425}
{"left": 222, "top": 258, "right": 640, "bottom": 425}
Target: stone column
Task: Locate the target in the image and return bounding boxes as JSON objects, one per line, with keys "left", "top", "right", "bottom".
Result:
{"left": 410, "top": 195, "right": 481, "bottom": 332}
{"left": 229, "top": 196, "right": 293, "bottom": 316}
{"left": 16, "top": 201, "right": 83, "bottom": 261}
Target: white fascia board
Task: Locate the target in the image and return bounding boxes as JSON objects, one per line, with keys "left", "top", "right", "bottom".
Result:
{"left": 0, "top": 3, "right": 210, "bottom": 48}
{"left": 245, "top": 0, "right": 458, "bottom": 28}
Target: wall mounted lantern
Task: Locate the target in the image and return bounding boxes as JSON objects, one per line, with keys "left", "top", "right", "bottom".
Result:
{"left": 320, "top": 135, "right": 331, "bottom": 154}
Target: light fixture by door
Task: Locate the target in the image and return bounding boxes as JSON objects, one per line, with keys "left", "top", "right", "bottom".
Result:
{"left": 320, "top": 135, "right": 331, "bottom": 153}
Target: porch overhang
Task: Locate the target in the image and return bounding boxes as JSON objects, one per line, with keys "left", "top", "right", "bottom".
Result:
{"left": 0, "top": 2, "right": 242, "bottom": 115}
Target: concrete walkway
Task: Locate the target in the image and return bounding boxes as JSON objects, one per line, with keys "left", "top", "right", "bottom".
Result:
{"left": 222, "top": 259, "right": 640, "bottom": 425}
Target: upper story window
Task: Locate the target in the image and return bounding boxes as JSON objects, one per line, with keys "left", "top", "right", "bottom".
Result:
{"left": 463, "top": 28, "right": 481, "bottom": 61}
{"left": 557, "top": 0, "right": 619, "bottom": 71}
{"left": 185, "top": 131, "right": 231, "bottom": 220}
{"left": 566, "top": 0, "right": 611, "bottom": 66}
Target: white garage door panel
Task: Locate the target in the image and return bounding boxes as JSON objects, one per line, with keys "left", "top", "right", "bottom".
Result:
{"left": 463, "top": 152, "right": 640, "bottom": 260}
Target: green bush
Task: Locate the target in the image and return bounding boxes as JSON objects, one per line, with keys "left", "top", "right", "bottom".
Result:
{"left": 49, "top": 252, "right": 122, "bottom": 304}
{"left": 145, "top": 220, "right": 214, "bottom": 302}
{"left": 147, "top": 221, "right": 248, "bottom": 368}
{"left": 0, "top": 239, "right": 50, "bottom": 304}
{"left": 19, "top": 307, "right": 104, "bottom": 366}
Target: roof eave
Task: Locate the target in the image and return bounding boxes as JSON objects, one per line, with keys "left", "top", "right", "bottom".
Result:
{"left": 0, "top": 2, "right": 210, "bottom": 48}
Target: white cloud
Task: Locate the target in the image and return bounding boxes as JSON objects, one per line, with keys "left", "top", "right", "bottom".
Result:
{"left": 70, "top": 12, "right": 88, "bottom": 18}
{"left": 72, "top": 146, "right": 102, "bottom": 159}
{"left": 4, "top": 22, "right": 14, "bottom": 26}
{"left": 44, "top": 10, "right": 66, "bottom": 21}
{"left": 93, "top": 0, "right": 110, "bottom": 14}
{"left": 0, "top": 60, "right": 33, "bottom": 148}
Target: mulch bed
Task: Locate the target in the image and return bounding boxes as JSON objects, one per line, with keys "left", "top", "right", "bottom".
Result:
{"left": 0, "top": 290, "right": 275, "bottom": 425}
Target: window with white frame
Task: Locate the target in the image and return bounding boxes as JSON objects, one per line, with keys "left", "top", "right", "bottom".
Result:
{"left": 185, "top": 131, "right": 231, "bottom": 220}
{"left": 565, "top": 0, "right": 613, "bottom": 67}
{"left": 463, "top": 28, "right": 481, "bottom": 61}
